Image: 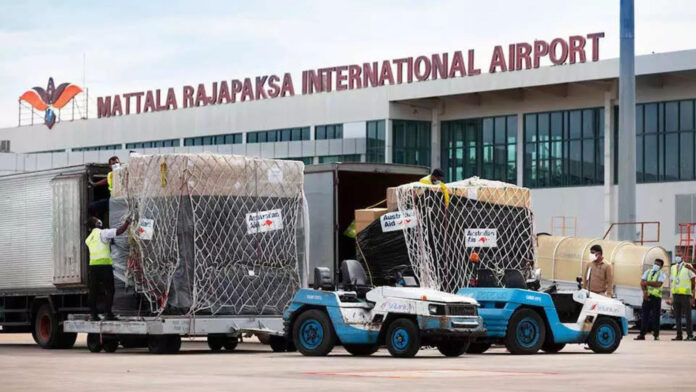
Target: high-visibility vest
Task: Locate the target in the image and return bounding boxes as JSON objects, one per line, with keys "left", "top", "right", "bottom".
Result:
{"left": 344, "top": 220, "right": 357, "bottom": 239}
{"left": 646, "top": 269, "right": 662, "bottom": 298}
{"left": 107, "top": 171, "right": 114, "bottom": 194}
{"left": 671, "top": 264, "right": 693, "bottom": 295}
{"left": 419, "top": 175, "right": 450, "bottom": 206}
{"left": 85, "top": 229, "right": 112, "bottom": 266}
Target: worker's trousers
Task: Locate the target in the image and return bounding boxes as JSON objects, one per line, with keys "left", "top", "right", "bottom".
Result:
{"left": 672, "top": 294, "right": 693, "bottom": 338}
{"left": 88, "top": 265, "right": 115, "bottom": 317}
{"left": 640, "top": 295, "right": 662, "bottom": 337}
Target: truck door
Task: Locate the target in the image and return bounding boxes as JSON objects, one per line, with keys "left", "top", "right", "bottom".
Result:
{"left": 51, "top": 174, "right": 86, "bottom": 286}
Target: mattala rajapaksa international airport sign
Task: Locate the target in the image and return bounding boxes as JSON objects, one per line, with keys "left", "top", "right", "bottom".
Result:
{"left": 96, "top": 32, "right": 604, "bottom": 118}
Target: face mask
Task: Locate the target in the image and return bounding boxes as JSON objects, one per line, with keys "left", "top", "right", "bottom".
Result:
{"left": 590, "top": 253, "right": 598, "bottom": 261}
{"left": 111, "top": 163, "right": 120, "bottom": 170}
{"left": 652, "top": 264, "right": 660, "bottom": 271}
{"left": 432, "top": 180, "right": 441, "bottom": 185}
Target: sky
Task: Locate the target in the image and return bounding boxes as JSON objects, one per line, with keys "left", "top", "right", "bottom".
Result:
{"left": 1, "top": 0, "right": 695, "bottom": 128}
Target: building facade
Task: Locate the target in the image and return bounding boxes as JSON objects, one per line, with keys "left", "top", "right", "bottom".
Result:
{"left": 1, "top": 49, "right": 696, "bottom": 254}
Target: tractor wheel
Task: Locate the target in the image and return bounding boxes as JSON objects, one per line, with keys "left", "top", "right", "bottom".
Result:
{"left": 587, "top": 318, "right": 621, "bottom": 354}
{"left": 207, "top": 335, "right": 225, "bottom": 352}
{"left": 466, "top": 341, "right": 492, "bottom": 354}
{"left": 504, "top": 308, "right": 546, "bottom": 355}
{"left": 385, "top": 318, "right": 421, "bottom": 358}
{"left": 223, "top": 337, "right": 239, "bottom": 351}
{"left": 437, "top": 339, "right": 470, "bottom": 357}
{"left": 292, "top": 309, "right": 336, "bottom": 356}
{"left": 102, "top": 336, "right": 119, "bottom": 353}
{"left": 87, "top": 333, "right": 102, "bottom": 353}
{"left": 541, "top": 341, "right": 566, "bottom": 353}
{"left": 343, "top": 344, "right": 379, "bottom": 356}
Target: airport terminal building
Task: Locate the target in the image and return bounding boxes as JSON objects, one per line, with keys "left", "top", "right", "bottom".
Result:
{"left": 1, "top": 33, "right": 695, "bottom": 254}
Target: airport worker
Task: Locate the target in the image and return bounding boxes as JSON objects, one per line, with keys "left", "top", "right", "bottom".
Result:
{"left": 669, "top": 256, "right": 695, "bottom": 341}
{"left": 420, "top": 168, "right": 445, "bottom": 185}
{"left": 582, "top": 244, "right": 614, "bottom": 297}
{"left": 635, "top": 258, "right": 666, "bottom": 340}
{"left": 86, "top": 216, "right": 130, "bottom": 321}
{"left": 88, "top": 156, "right": 121, "bottom": 216}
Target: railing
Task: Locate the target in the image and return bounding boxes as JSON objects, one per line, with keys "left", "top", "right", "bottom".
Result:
{"left": 603, "top": 221, "right": 660, "bottom": 245}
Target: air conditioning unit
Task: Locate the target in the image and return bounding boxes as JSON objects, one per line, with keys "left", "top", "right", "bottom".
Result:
{"left": 0, "top": 140, "right": 10, "bottom": 153}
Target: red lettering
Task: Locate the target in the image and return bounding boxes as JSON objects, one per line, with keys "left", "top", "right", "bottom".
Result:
{"left": 306, "top": 70, "right": 323, "bottom": 93}
{"left": 144, "top": 91, "right": 156, "bottom": 112}
{"left": 515, "top": 43, "right": 532, "bottom": 70}
{"left": 392, "top": 58, "right": 407, "bottom": 83}
{"left": 209, "top": 82, "right": 217, "bottom": 104}
{"left": 348, "top": 65, "right": 362, "bottom": 89}
{"left": 489, "top": 46, "right": 507, "bottom": 73}
{"left": 407, "top": 57, "right": 414, "bottom": 83}
{"left": 217, "top": 81, "right": 230, "bottom": 104}
{"left": 414, "top": 56, "right": 431, "bottom": 81}
{"left": 319, "top": 68, "right": 333, "bottom": 92}
{"left": 255, "top": 76, "right": 268, "bottom": 100}
{"left": 133, "top": 92, "right": 144, "bottom": 113}
{"left": 280, "top": 73, "right": 294, "bottom": 97}
{"left": 363, "top": 62, "right": 379, "bottom": 87}
{"left": 335, "top": 66, "right": 348, "bottom": 91}
{"left": 97, "top": 96, "right": 111, "bottom": 118}
{"left": 230, "top": 80, "right": 242, "bottom": 103}
{"left": 468, "top": 50, "right": 480, "bottom": 76}
{"left": 550, "top": 38, "right": 569, "bottom": 65}
{"left": 533, "top": 40, "right": 549, "bottom": 68}
{"left": 155, "top": 89, "right": 166, "bottom": 110}
{"left": 431, "top": 53, "right": 448, "bottom": 80}
{"left": 268, "top": 75, "right": 280, "bottom": 98}
{"left": 194, "top": 84, "right": 208, "bottom": 106}
{"left": 111, "top": 95, "right": 122, "bottom": 116}
{"left": 568, "top": 35, "right": 586, "bottom": 64}
{"left": 587, "top": 32, "right": 604, "bottom": 61}
{"left": 448, "top": 51, "right": 466, "bottom": 78}
{"left": 182, "top": 86, "right": 194, "bottom": 108}
{"left": 508, "top": 44, "right": 515, "bottom": 71}
{"left": 241, "top": 78, "right": 254, "bottom": 101}
{"left": 166, "top": 88, "right": 177, "bottom": 109}
{"left": 122, "top": 93, "right": 133, "bottom": 114}
{"left": 378, "top": 60, "right": 394, "bottom": 86}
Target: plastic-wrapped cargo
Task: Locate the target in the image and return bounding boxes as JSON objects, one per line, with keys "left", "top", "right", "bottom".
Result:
{"left": 395, "top": 176, "right": 535, "bottom": 293}
{"left": 110, "top": 153, "right": 305, "bottom": 316}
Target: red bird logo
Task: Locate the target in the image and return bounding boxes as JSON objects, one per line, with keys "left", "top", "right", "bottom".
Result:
{"left": 19, "top": 77, "right": 82, "bottom": 129}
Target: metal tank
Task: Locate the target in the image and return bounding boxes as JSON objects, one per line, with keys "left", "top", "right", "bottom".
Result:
{"left": 536, "top": 234, "right": 671, "bottom": 310}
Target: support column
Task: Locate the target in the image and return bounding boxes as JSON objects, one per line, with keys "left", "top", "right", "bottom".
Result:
{"left": 516, "top": 112, "right": 524, "bottom": 185}
{"left": 385, "top": 119, "right": 393, "bottom": 163}
{"left": 618, "top": 0, "right": 637, "bottom": 240}
{"left": 603, "top": 90, "right": 615, "bottom": 239}
{"left": 431, "top": 102, "right": 442, "bottom": 170}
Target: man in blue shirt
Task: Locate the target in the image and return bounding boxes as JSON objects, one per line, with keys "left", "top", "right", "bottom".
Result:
{"left": 635, "top": 258, "right": 666, "bottom": 341}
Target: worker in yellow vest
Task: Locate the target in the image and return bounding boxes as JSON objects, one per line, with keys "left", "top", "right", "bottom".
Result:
{"left": 635, "top": 258, "right": 666, "bottom": 340}
{"left": 420, "top": 169, "right": 450, "bottom": 206}
{"left": 89, "top": 156, "right": 120, "bottom": 217}
{"left": 86, "top": 216, "right": 130, "bottom": 321}
{"left": 669, "top": 256, "right": 696, "bottom": 341}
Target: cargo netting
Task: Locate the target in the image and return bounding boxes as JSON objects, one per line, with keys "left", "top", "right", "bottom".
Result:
{"left": 395, "top": 177, "right": 535, "bottom": 293}
{"left": 114, "top": 153, "right": 305, "bottom": 316}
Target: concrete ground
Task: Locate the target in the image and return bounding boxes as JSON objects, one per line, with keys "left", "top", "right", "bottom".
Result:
{"left": 0, "top": 331, "right": 694, "bottom": 391}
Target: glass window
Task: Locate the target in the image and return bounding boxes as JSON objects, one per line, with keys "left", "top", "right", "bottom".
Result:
{"left": 393, "top": 120, "right": 430, "bottom": 166}
{"left": 247, "top": 133, "right": 257, "bottom": 143}
{"left": 366, "top": 120, "right": 386, "bottom": 163}
{"left": 316, "top": 126, "right": 326, "bottom": 140}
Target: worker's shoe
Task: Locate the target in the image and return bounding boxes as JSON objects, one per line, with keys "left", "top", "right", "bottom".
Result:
{"left": 88, "top": 314, "right": 100, "bottom": 322}
{"left": 685, "top": 336, "right": 694, "bottom": 341}
{"left": 672, "top": 336, "right": 683, "bottom": 341}
{"left": 103, "top": 313, "right": 118, "bottom": 321}
{"left": 633, "top": 335, "right": 645, "bottom": 340}
{"left": 653, "top": 336, "right": 660, "bottom": 341}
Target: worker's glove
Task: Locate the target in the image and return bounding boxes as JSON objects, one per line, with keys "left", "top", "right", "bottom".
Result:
{"left": 87, "top": 179, "right": 95, "bottom": 187}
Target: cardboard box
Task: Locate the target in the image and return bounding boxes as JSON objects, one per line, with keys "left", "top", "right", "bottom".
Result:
{"left": 355, "top": 208, "right": 388, "bottom": 233}
{"left": 386, "top": 187, "right": 398, "bottom": 211}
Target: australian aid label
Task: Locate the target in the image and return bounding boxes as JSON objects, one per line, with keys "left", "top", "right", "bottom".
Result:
{"left": 380, "top": 210, "right": 417, "bottom": 232}
{"left": 246, "top": 209, "right": 283, "bottom": 234}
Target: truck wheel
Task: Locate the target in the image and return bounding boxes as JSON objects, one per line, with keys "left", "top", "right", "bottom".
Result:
{"left": 292, "top": 309, "right": 336, "bottom": 356}
{"left": 149, "top": 335, "right": 181, "bottom": 354}
{"left": 207, "top": 335, "right": 225, "bottom": 352}
{"left": 102, "top": 336, "right": 119, "bottom": 353}
{"left": 466, "top": 342, "right": 491, "bottom": 354}
{"left": 386, "top": 318, "right": 421, "bottom": 358}
{"left": 33, "top": 304, "right": 64, "bottom": 349}
{"left": 87, "top": 333, "right": 102, "bottom": 353}
{"left": 437, "top": 340, "right": 470, "bottom": 357}
{"left": 541, "top": 341, "right": 566, "bottom": 353}
{"left": 343, "top": 344, "right": 379, "bottom": 356}
{"left": 587, "top": 318, "right": 621, "bottom": 354}
{"left": 223, "top": 337, "right": 239, "bottom": 351}
{"left": 504, "top": 308, "right": 546, "bottom": 355}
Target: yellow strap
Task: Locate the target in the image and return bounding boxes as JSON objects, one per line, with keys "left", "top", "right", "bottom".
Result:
{"left": 160, "top": 159, "right": 167, "bottom": 187}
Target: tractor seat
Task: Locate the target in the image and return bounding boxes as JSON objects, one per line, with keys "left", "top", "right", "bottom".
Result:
{"left": 503, "top": 269, "right": 527, "bottom": 289}
{"left": 340, "top": 259, "right": 371, "bottom": 298}
{"left": 477, "top": 268, "right": 499, "bottom": 288}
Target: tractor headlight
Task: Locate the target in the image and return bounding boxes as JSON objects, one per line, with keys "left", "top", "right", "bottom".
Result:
{"left": 428, "top": 304, "right": 445, "bottom": 315}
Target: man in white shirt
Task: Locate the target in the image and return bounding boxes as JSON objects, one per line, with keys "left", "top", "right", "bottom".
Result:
{"left": 635, "top": 259, "right": 666, "bottom": 340}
